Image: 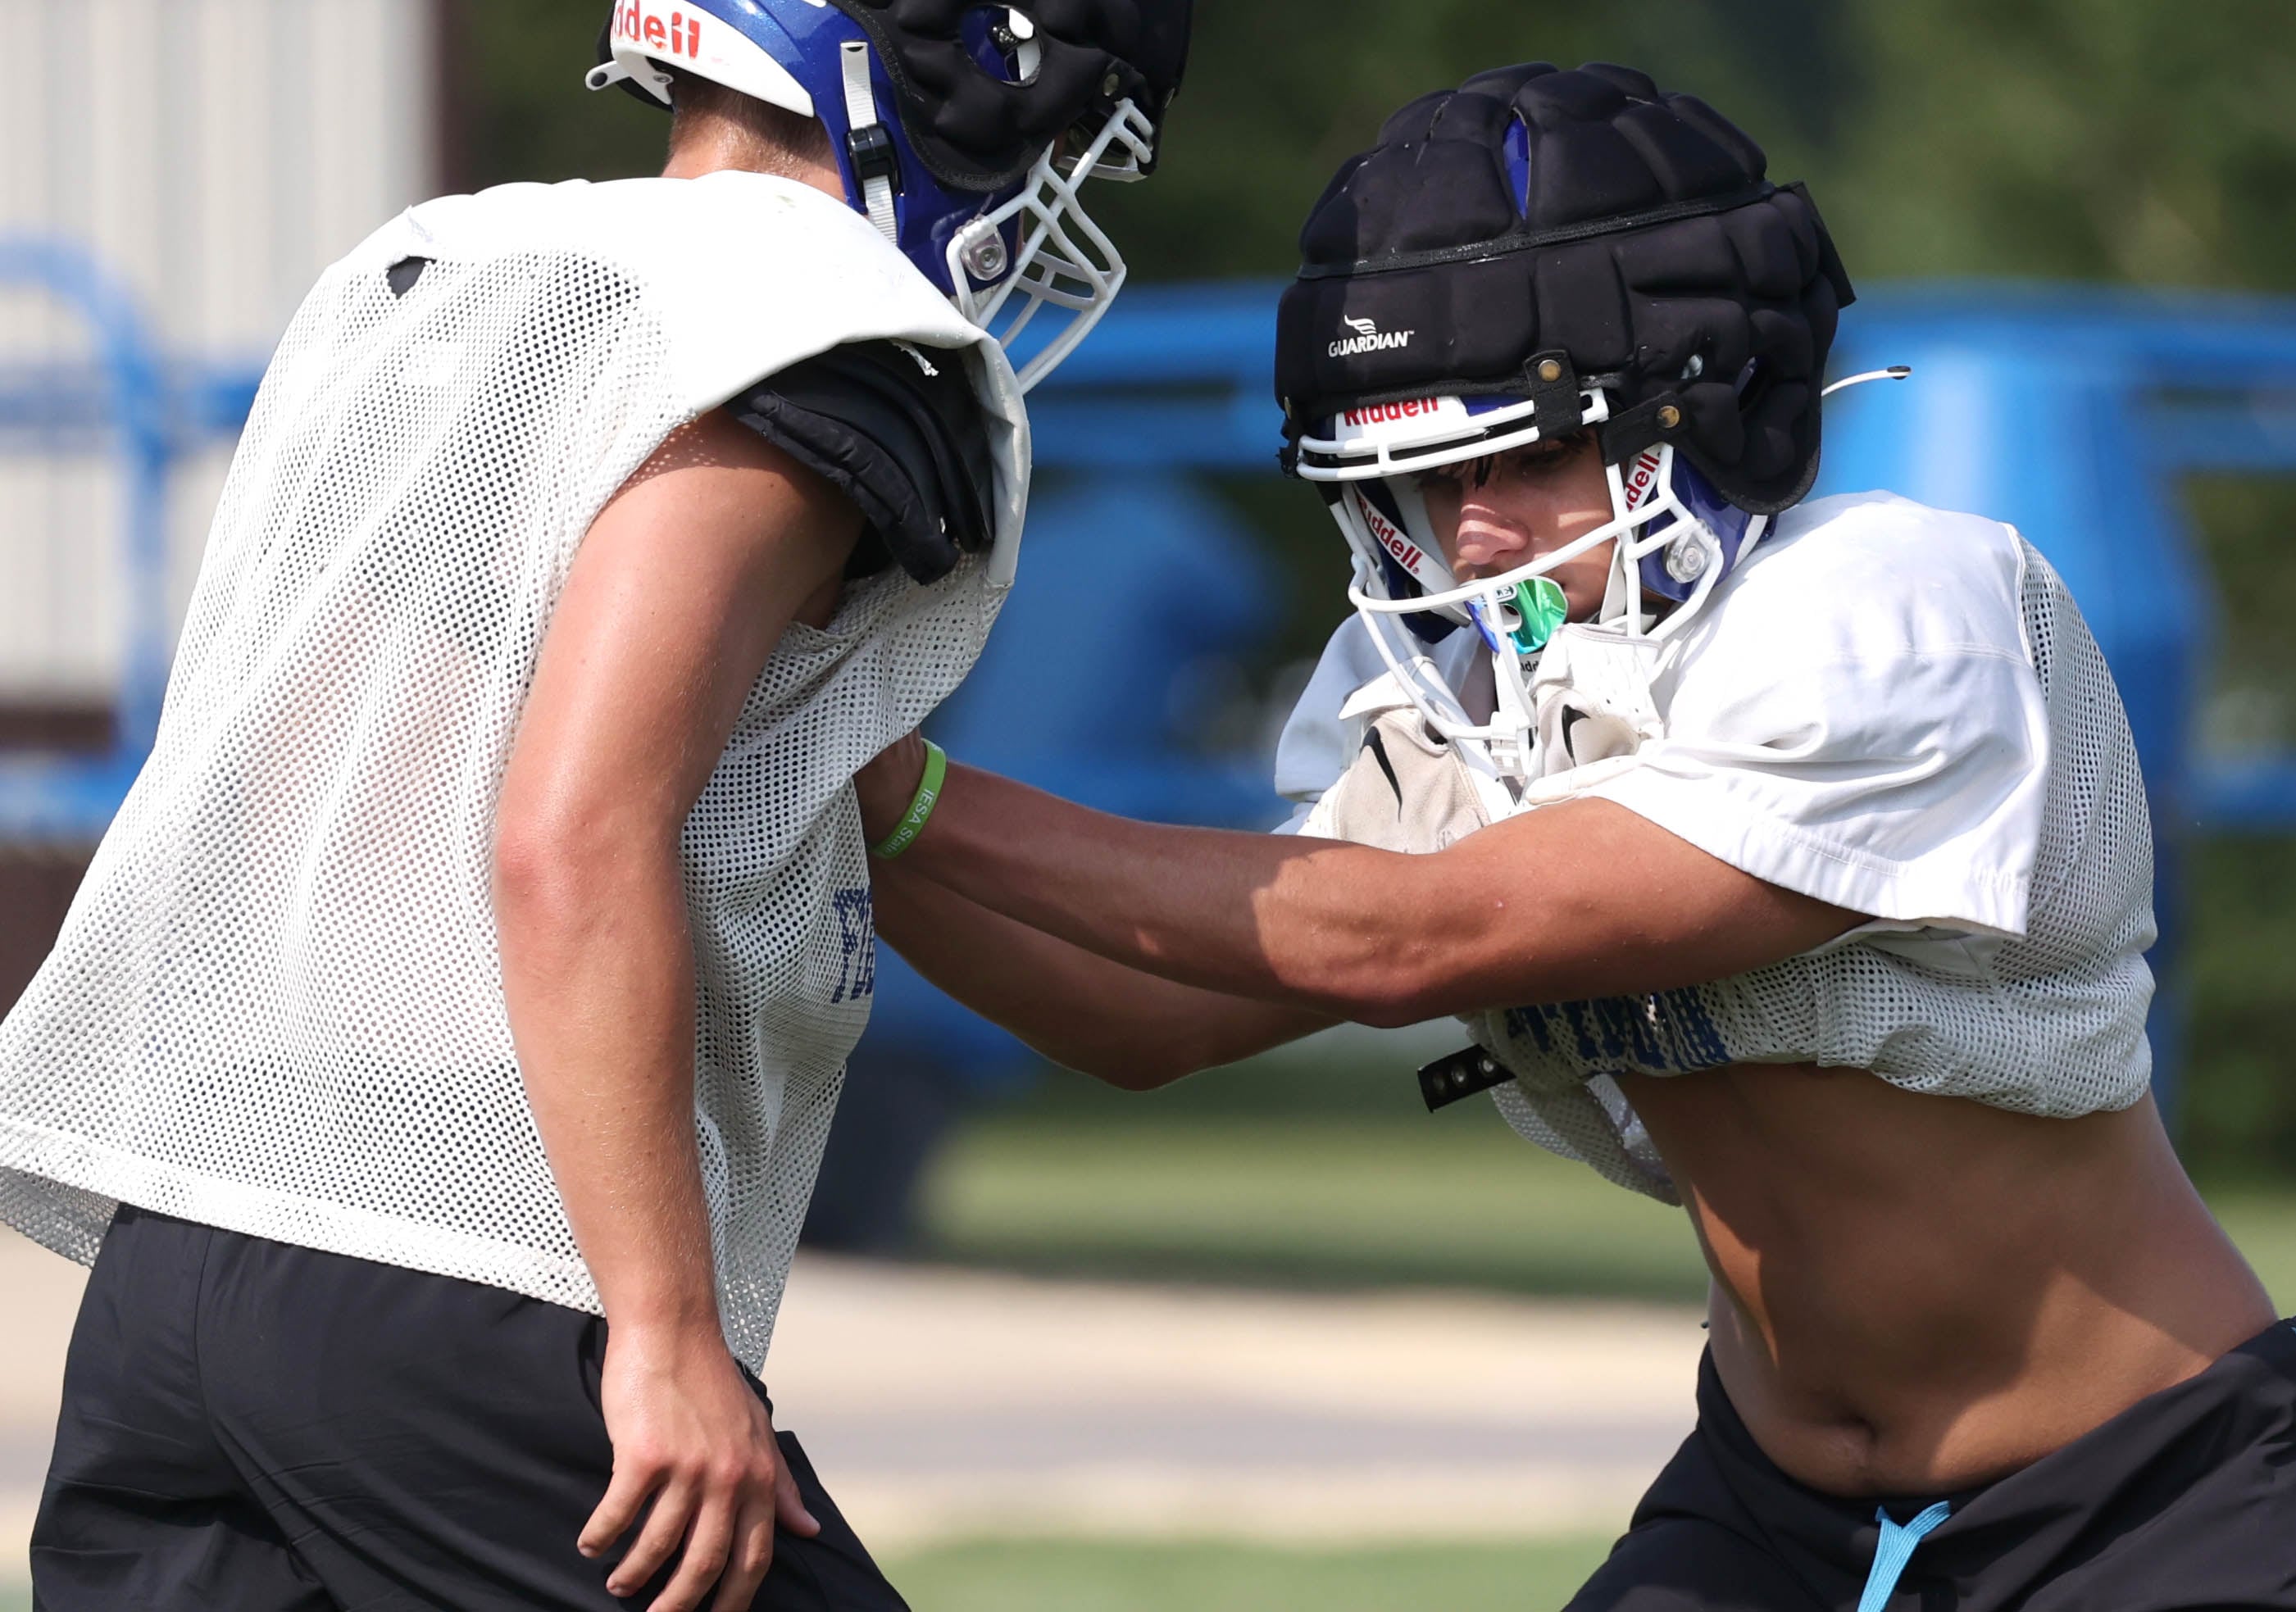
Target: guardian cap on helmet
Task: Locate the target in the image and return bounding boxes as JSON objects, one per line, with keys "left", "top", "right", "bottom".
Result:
{"left": 1276, "top": 62, "right": 1856, "bottom": 779}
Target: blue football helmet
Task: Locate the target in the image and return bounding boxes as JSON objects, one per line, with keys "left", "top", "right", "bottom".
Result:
{"left": 589, "top": 0, "right": 1191, "bottom": 391}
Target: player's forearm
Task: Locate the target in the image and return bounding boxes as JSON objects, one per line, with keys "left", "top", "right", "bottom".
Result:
{"left": 897, "top": 762, "right": 1464, "bottom": 1025}
{"left": 494, "top": 832, "right": 721, "bottom": 1336}
{"left": 873, "top": 868, "right": 1330, "bottom": 1086}
{"left": 895, "top": 763, "right": 1864, "bottom": 1024}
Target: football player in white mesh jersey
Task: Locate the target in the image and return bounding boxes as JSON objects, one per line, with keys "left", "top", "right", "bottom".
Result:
{"left": 0, "top": 5, "right": 1189, "bottom": 1610}
{"left": 855, "top": 65, "right": 2296, "bottom": 1611}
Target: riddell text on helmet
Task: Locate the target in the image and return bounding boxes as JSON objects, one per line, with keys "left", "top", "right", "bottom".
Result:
{"left": 1344, "top": 397, "right": 1442, "bottom": 427}
{"left": 1353, "top": 490, "right": 1426, "bottom": 573}
{"left": 1621, "top": 447, "right": 1664, "bottom": 511}
{"left": 612, "top": 1, "right": 706, "bottom": 57}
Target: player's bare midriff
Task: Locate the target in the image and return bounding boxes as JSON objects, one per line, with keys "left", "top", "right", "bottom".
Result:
{"left": 1616, "top": 1063, "right": 2277, "bottom": 1498}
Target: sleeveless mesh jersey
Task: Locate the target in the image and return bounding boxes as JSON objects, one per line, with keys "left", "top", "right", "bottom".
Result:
{"left": 1471, "top": 533, "right": 2155, "bottom": 1204}
{"left": 0, "top": 174, "right": 1027, "bottom": 1368}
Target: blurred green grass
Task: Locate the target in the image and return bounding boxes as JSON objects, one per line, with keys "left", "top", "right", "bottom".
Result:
{"left": 883, "top": 1535, "right": 1616, "bottom": 1611}
{"left": 0, "top": 1538, "right": 1617, "bottom": 1612}
{"left": 2210, "top": 1192, "right": 2296, "bottom": 1310}
{"left": 920, "top": 1029, "right": 1706, "bottom": 1302}
{"left": 923, "top": 1111, "right": 1709, "bottom": 1303}
{"left": 921, "top": 1041, "right": 2296, "bottom": 1310}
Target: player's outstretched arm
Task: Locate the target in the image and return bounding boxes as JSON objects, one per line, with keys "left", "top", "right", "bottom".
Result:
{"left": 493, "top": 411, "right": 853, "bottom": 1612}
{"left": 858, "top": 741, "right": 1862, "bottom": 1028}
{"left": 872, "top": 863, "right": 1334, "bottom": 1088}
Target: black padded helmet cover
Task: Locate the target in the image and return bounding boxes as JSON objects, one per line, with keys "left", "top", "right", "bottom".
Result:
{"left": 1276, "top": 63, "right": 1855, "bottom": 513}
{"left": 827, "top": 0, "right": 1193, "bottom": 193}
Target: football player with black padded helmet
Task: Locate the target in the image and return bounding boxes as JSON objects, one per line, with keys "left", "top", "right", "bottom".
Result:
{"left": 7, "top": 6, "right": 1188, "bottom": 1610}
{"left": 857, "top": 63, "right": 2296, "bottom": 1610}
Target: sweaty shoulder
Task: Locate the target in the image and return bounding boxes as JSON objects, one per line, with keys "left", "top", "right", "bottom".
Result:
{"left": 1688, "top": 490, "right": 2030, "bottom": 670}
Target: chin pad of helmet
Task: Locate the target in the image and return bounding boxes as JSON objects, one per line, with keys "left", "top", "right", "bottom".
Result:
{"left": 1638, "top": 453, "right": 1757, "bottom": 605}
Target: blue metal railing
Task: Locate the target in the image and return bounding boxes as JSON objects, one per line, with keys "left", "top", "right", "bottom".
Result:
{"left": 1057, "top": 279, "right": 2296, "bottom": 835}
{"left": 8, "top": 265, "right": 2296, "bottom": 849}
{"left": 0, "top": 236, "right": 178, "bottom": 843}
{"left": 1822, "top": 283, "right": 2296, "bottom": 835}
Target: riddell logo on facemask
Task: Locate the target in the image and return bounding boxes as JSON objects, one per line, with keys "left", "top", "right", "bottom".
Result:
{"left": 1343, "top": 397, "right": 1440, "bottom": 428}
{"left": 1621, "top": 447, "right": 1664, "bottom": 510}
{"left": 1329, "top": 316, "right": 1415, "bottom": 359}
{"left": 1354, "top": 492, "right": 1425, "bottom": 574}
{"left": 613, "top": 2, "right": 705, "bottom": 57}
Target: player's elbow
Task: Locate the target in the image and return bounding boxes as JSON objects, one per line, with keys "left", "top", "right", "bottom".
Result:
{"left": 1348, "top": 983, "right": 1439, "bottom": 1032}
{"left": 1323, "top": 944, "right": 1457, "bottom": 1030}
{"left": 1078, "top": 1060, "right": 1193, "bottom": 1093}
{"left": 491, "top": 803, "right": 668, "bottom": 933}
{"left": 492, "top": 816, "right": 577, "bottom": 923}
{"left": 1055, "top": 1042, "right": 1204, "bottom": 1092}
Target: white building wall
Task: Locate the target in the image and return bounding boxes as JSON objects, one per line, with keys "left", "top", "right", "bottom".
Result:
{"left": 0, "top": 0, "right": 439, "bottom": 702}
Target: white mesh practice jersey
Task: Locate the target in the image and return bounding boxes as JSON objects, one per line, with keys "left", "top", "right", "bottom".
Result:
{"left": 1276, "top": 493, "right": 2155, "bottom": 1204}
{"left": 0, "top": 173, "right": 1028, "bottom": 1367}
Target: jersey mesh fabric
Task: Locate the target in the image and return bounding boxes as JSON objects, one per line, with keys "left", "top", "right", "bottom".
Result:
{"left": 0, "top": 179, "right": 1015, "bottom": 1369}
{"left": 1471, "top": 538, "right": 2156, "bottom": 1204}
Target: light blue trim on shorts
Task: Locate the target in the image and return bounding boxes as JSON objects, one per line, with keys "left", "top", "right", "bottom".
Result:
{"left": 1857, "top": 1500, "right": 1951, "bottom": 1612}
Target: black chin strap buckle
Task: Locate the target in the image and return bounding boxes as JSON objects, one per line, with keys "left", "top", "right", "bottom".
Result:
{"left": 847, "top": 122, "right": 902, "bottom": 195}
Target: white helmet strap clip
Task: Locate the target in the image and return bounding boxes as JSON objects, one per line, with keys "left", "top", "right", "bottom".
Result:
{"left": 839, "top": 41, "right": 899, "bottom": 246}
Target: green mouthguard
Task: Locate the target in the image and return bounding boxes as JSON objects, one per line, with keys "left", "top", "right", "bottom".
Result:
{"left": 1510, "top": 576, "right": 1570, "bottom": 655}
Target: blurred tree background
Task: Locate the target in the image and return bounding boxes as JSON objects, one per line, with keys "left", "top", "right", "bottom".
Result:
{"left": 446, "top": 0, "right": 2296, "bottom": 1178}
{"left": 448, "top": 0, "right": 2296, "bottom": 290}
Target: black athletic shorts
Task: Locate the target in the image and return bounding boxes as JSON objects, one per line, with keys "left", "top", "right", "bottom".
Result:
{"left": 1570, "top": 1319, "right": 2296, "bottom": 1610}
{"left": 31, "top": 1205, "right": 909, "bottom": 1611}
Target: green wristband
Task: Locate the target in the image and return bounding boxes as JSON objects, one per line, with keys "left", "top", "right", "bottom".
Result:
{"left": 871, "top": 739, "right": 948, "bottom": 860}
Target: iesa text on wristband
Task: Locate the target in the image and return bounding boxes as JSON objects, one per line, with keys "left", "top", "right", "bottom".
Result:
{"left": 871, "top": 739, "right": 948, "bottom": 860}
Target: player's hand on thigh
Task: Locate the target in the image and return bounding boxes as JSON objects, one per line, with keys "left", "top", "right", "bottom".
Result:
{"left": 579, "top": 1325, "right": 820, "bottom": 1611}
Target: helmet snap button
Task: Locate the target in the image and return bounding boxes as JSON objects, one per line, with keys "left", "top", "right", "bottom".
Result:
{"left": 1537, "top": 358, "right": 1562, "bottom": 383}
{"left": 1103, "top": 70, "right": 1123, "bottom": 98}
{"left": 1657, "top": 404, "right": 1682, "bottom": 429}
{"left": 962, "top": 232, "right": 1010, "bottom": 282}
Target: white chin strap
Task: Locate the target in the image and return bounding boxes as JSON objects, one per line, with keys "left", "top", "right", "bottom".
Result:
{"left": 1351, "top": 585, "right": 1545, "bottom": 783}
{"left": 839, "top": 42, "right": 899, "bottom": 246}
